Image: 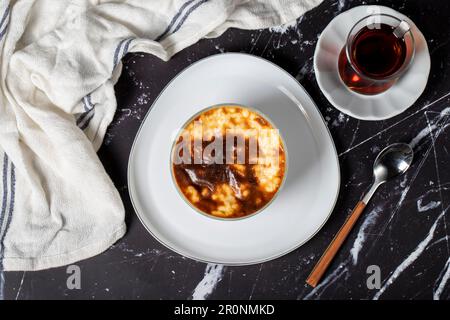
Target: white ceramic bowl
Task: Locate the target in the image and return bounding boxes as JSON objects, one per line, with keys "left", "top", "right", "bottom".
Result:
{"left": 169, "top": 103, "right": 289, "bottom": 221}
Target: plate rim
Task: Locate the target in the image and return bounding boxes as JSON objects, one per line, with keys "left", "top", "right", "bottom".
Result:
{"left": 127, "top": 52, "right": 341, "bottom": 265}
{"left": 314, "top": 5, "right": 431, "bottom": 121}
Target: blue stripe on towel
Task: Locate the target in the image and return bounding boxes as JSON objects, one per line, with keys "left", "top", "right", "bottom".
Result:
{"left": 0, "top": 27, "right": 7, "bottom": 40}
{"left": 76, "top": 107, "right": 94, "bottom": 127}
{"left": 0, "top": 5, "right": 10, "bottom": 41}
{"left": 82, "top": 95, "right": 90, "bottom": 112}
{"left": 155, "top": 0, "right": 196, "bottom": 41}
{"left": 171, "top": 0, "right": 209, "bottom": 34}
{"left": 3, "top": 163, "right": 15, "bottom": 243}
{"left": 79, "top": 112, "right": 95, "bottom": 131}
{"left": 113, "top": 38, "right": 129, "bottom": 68}
{"left": 77, "top": 94, "right": 95, "bottom": 130}
{"left": 80, "top": 35, "right": 134, "bottom": 131}
{"left": 77, "top": 96, "right": 94, "bottom": 124}
{"left": 0, "top": 156, "right": 14, "bottom": 270}
{"left": 0, "top": 5, "right": 10, "bottom": 29}
{"left": 113, "top": 37, "right": 134, "bottom": 69}
{"left": 0, "top": 154, "right": 8, "bottom": 238}
{"left": 86, "top": 94, "right": 94, "bottom": 109}
{"left": 122, "top": 38, "right": 133, "bottom": 56}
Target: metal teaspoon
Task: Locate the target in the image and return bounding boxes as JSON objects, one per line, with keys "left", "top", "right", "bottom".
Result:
{"left": 306, "top": 143, "right": 414, "bottom": 287}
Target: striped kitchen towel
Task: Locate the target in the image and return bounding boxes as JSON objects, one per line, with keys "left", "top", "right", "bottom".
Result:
{"left": 0, "top": 0, "right": 322, "bottom": 271}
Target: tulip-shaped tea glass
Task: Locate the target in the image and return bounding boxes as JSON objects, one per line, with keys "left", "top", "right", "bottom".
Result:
{"left": 338, "top": 14, "right": 415, "bottom": 95}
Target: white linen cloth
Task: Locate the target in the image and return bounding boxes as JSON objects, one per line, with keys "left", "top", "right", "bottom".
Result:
{"left": 0, "top": 0, "right": 322, "bottom": 271}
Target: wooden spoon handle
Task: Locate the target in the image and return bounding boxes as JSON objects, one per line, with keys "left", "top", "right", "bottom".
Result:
{"left": 306, "top": 201, "right": 367, "bottom": 287}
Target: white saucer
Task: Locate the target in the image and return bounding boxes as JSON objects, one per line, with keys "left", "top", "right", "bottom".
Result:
{"left": 128, "top": 53, "right": 340, "bottom": 265}
{"left": 314, "top": 5, "right": 431, "bottom": 120}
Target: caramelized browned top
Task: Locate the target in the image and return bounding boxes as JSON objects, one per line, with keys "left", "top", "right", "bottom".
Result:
{"left": 172, "top": 106, "right": 286, "bottom": 218}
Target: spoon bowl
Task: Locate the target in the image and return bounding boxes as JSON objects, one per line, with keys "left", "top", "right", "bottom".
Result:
{"left": 373, "top": 142, "right": 414, "bottom": 183}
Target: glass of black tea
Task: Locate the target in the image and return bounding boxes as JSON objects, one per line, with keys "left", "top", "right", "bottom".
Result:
{"left": 338, "top": 14, "right": 415, "bottom": 95}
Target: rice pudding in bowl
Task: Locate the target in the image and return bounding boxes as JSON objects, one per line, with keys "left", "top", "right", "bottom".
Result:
{"left": 171, "top": 104, "right": 287, "bottom": 220}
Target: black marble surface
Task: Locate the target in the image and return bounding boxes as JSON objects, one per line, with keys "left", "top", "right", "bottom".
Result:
{"left": 3, "top": 0, "right": 450, "bottom": 300}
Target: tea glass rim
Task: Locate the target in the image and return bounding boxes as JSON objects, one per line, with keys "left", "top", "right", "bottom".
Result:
{"left": 344, "top": 13, "right": 416, "bottom": 82}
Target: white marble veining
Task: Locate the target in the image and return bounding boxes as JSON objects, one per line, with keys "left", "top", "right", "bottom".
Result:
{"left": 339, "top": 91, "right": 450, "bottom": 157}
{"left": 434, "top": 257, "right": 450, "bottom": 300}
{"left": 191, "top": 264, "right": 225, "bottom": 300}
{"left": 373, "top": 210, "right": 446, "bottom": 300}
{"left": 350, "top": 206, "right": 383, "bottom": 265}
{"left": 417, "top": 199, "right": 441, "bottom": 212}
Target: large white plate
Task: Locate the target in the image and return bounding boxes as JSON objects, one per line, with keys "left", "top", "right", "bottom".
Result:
{"left": 128, "top": 53, "right": 340, "bottom": 265}
{"left": 314, "top": 5, "right": 431, "bottom": 120}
